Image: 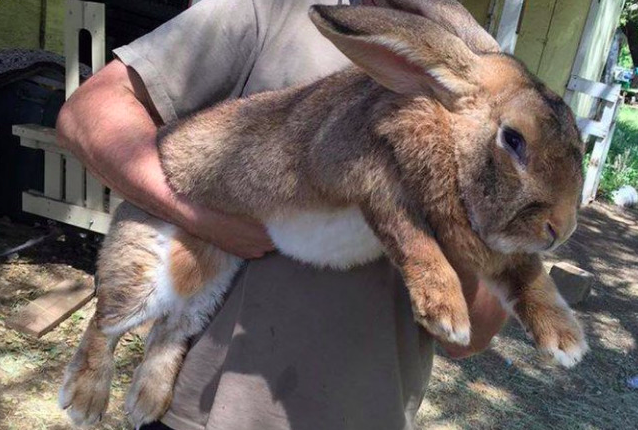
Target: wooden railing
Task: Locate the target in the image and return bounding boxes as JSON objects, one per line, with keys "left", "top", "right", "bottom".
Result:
{"left": 13, "top": 1, "right": 120, "bottom": 234}
{"left": 564, "top": 75, "right": 622, "bottom": 205}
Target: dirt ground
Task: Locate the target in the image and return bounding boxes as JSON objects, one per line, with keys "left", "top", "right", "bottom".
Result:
{"left": 0, "top": 218, "right": 139, "bottom": 429}
{"left": 0, "top": 202, "right": 637, "bottom": 430}
{"left": 418, "top": 202, "right": 638, "bottom": 430}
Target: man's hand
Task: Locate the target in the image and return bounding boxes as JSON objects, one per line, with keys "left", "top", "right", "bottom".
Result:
{"left": 436, "top": 269, "right": 508, "bottom": 359}
{"left": 178, "top": 196, "right": 274, "bottom": 259}
{"left": 56, "top": 60, "right": 274, "bottom": 259}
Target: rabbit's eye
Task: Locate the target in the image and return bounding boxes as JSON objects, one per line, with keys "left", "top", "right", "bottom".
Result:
{"left": 501, "top": 127, "right": 526, "bottom": 164}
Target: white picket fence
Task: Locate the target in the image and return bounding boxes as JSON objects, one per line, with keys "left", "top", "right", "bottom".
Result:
{"left": 13, "top": 0, "right": 122, "bottom": 234}
{"left": 564, "top": 76, "right": 622, "bottom": 205}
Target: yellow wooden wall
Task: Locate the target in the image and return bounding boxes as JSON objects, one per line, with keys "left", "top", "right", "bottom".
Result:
{"left": 463, "top": 0, "right": 623, "bottom": 99}
{"left": 0, "top": 0, "right": 64, "bottom": 55}
{"left": 515, "top": 0, "right": 592, "bottom": 95}
{"left": 461, "top": 0, "right": 494, "bottom": 26}
{"left": 571, "top": 0, "right": 626, "bottom": 116}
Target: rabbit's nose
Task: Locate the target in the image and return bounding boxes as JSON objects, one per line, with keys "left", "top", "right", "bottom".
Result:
{"left": 545, "top": 222, "right": 557, "bottom": 247}
{"left": 547, "top": 213, "right": 577, "bottom": 247}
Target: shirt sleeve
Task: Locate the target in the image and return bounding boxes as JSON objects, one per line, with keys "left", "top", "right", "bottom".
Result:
{"left": 113, "top": 0, "right": 258, "bottom": 123}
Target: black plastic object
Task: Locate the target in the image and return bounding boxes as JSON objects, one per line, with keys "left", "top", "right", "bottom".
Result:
{"left": 0, "top": 50, "right": 69, "bottom": 220}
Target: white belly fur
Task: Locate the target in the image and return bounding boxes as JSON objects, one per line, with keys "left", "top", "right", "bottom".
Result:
{"left": 266, "top": 206, "right": 384, "bottom": 270}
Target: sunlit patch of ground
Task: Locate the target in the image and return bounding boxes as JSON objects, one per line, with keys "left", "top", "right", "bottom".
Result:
{"left": 1, "top": 300, "right": 144, "bottom": 430}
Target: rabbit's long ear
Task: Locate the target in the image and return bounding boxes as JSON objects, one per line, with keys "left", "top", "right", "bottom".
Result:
{"left": 310, "top": 5, "right": 481, "bottom": 104}
{"left": 372, "top": 0, "right": 500, "bottom": 54}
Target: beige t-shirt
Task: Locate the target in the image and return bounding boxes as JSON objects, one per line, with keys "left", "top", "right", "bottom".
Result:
{"left": 114, "top": 1, "right": 433, "bottom": 429}
{"left": 115, "top": 0, "right": 354, "bottom": 122}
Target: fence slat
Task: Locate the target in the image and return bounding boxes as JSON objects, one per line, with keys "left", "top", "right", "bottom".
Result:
{"left": 13, "top": 124, "right": 57, "bottom": 144}
{"left": 64, "top": 0, "right": 83, "bottom": 100}
{"left": 65, "top": 157, "right": 85, "bottom": 206}
{"left": 44, "top": 152, "right": 64, "bottom": 200}
{"left": 86, "top": 174, "right": 105, "bottom": 211}
{"left": 109, "top": 192, "right": 124, "bottom": 214}
{"left": 576, "top": 117, "right": 608, "bottom": 139}
{"left": 22, "top": 192, "right": 112, "bottom": 234}
{"left": 85, "top": 1, "right": 105, "bottom": 72}
{"left": 581, "top": 102, "right": 621, "bottom": 204}
{"left": 495, "top": 0, "right": 525, "bottom": 54}
{"left": 566, "top": 76, "right": 621, "bottom": 103}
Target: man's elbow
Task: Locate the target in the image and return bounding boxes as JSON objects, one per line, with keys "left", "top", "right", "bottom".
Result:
{"left": 55, "top": 60, "right": 127, "bottom": 153}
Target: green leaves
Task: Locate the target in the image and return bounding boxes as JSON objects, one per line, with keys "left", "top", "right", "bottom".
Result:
{"left": 593, "top": 107, "right": 638, "bottom": 200}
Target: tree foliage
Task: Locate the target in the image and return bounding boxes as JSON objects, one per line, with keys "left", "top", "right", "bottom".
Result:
{"left": 621, "top": 0, "right": 638, "bottom": 67}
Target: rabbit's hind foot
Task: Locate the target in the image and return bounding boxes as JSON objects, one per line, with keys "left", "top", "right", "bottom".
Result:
{"left": 59, "top": 317, "right": 121, "bottom": 427}
{"left": 125, "top": 317, "right": 190, "bottom": 428}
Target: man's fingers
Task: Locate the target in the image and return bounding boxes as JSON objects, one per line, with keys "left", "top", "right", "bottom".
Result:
{"left": 182, "top": 204, "right": 276, "bottom": 259}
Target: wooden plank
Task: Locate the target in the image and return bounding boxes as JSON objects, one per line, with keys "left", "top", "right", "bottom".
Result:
{"left": 22, "top": 192, "right": 112, "bottom": 234}
{"left": 567, "top": 76, "right": 621, "bottom": 102}
{"left": 65, "top": 157, "right": 85, "bottom": 206}
{"left": 44, "top": 152, "right": 64, "bottom": 200}
{"left": 582, "top": 100, "right": 621, "bottom": 204}
{"left": 598, "top": 98, "right": 618, "bottom": 128}
{"left": 495, "top": 0, "right": 525, "bottom": 53}
{"left": 537, "top": 0, "right": 592, "bottom": 96}
{"left": 13, "top": 124, "right": 57, "bottom": 144}
{"left": 65, "top": 0, "right": 83, "bottom": 99}
{"left": 64, "top": 0, "right": 105, "bottom": 98}
{"left": 576, "top": 117, "right": 608, "bottom": 139}
{"left": 18, "top": 137, "right": 71, "bottom": 157}
{"left": 84, "top": 1, "right": 105, "bottom": 72}
{"left": 563, "top": 0, "right": 600, "bottom": 105}
{"left": 486, "top": 0, "right": 503, "bottom": 35}
{"left": 86, "top": 173, "right": 106, "bottom": 211}
{"left": 513, "top": 0, "right": 556, "bottom": 74}
{"left": 109, "top": 192, "right": 124, "bottom": 214}
{"left": 5, "top": 278, "right": 95, "bottom": 338}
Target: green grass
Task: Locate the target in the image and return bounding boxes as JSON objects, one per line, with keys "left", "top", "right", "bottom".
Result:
{"left": 618, "top": 41, "right": 633, "bottom": 69}
{"left": 594, "top": 106, "right": 638, "bottom": 200}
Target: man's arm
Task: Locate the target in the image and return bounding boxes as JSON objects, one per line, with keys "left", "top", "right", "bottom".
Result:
{"left": 56, "top": 60, "right": 273, "bottom": 259}
{"left": 440, "top": 278, "right": 507, "bottom": 359}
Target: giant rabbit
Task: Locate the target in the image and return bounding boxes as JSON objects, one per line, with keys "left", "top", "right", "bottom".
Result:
{"left": 60, "top": 1, "right": 587, "bottom": 427}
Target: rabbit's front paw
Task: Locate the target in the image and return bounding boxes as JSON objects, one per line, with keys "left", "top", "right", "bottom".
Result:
{"left": 528, "top": 304, "right": 588, "bottom": 367}
{"left": 59, "top": 360, "right": 113, "bottom": 427}
{"left": 409, "top": 268, "right": 471, "bottom": 346}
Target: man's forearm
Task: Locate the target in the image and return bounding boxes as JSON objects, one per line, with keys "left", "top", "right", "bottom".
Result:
{"left": 57, "top": 61, "right": 190, "bottom": 225}
{"left": 441, "top": 280, "right": 507, "bottom": 358}
{"left": 56, "top": 60, "right": 273, "bottom": 258}
{"left": 437, "top": 265, "right": 507, "bottom": 358}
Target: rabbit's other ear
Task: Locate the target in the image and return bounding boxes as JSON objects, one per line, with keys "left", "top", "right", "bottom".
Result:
{"left": 372, "top": 0, "right": 500, "bottom": 54}
{"left": 310, "top": 5, "right": 480, "bottom": 105}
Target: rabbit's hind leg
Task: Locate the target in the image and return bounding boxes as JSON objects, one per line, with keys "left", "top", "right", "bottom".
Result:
{"left": 60, "top": 219, "right": 171, "bottom": 426}
{"left": 124, "top": 316, "right": 189, "bottom": 428}
{"left": 59, "top": 315, "right": 123, "bottom": 427}
{"left": 125, "top": 238, "right": 242, "bottom": 427}
{"left": 124, "top": 294, "right": 226, "bottom": 428}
